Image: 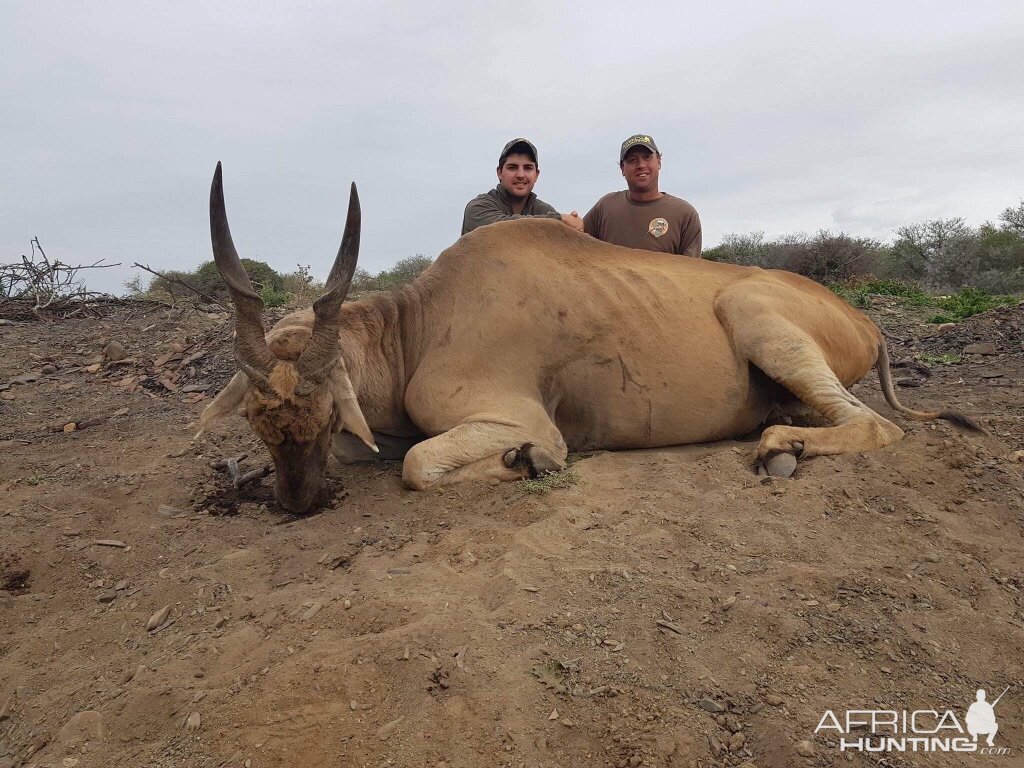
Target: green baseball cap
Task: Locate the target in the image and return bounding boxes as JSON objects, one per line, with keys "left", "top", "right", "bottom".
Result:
{"left": 499, "top": 138, "right": 539, "bottom": 166}
{"left": 619, "top": 134, "right": 660, "bottom": 162}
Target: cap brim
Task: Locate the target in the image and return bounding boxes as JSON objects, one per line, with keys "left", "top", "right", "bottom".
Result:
{"left": 620, "top": 142, "right": 658, "bottom": 162}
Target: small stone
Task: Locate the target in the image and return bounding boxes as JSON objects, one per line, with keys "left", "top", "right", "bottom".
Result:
{"left": 184, "top": 712, "right": 201, "bottom": 732}
{"left": 730, "top": 732, "right": 746, "bottom": 750}
{"left": 115, "top": 580, "right": 129, "bottom": 591}
{"left": 343, "top": 599, "right": 352, "bottom": 610}
{"left": 97, "top": 592, "right": 117, "bottom": 604}
{"left": 795, "top": 739, "right": 815, "bottom": 757}
{"left": 963, "top": 342, "right": 997, "bottom": 355}
{"left": 103, "top": 341, "right": 128, "bottom": 362}
{"left": 85, "top": 363, "right": 102, "bottom": 374}
{"left": 548, "top": 708, "right": 558, "bottom": 720}
{"left": 826, "top": 602, "right": 841, "bottom": 612}
{"left": 923, "top": 553, "right": 941, "bottom": 563}
{"left": 629, "top": 756, "right": 642, "bottom": 767}
{"left": 720, "top": 595, "right": 737, "bottom": 612}
{"left": 708, "top": 734, "right": 723, "bottom": 758}
{"left": 146, "top": 605, "right": 171, "bottom": 631}
{"left": 936, "top": 322, "right": 956, "bottom": 332}
{"left": 377, "top": 716, "right": 404, "bottom": 741}
{"left": 699, "top": 697, "right": 725, "bottom": 713}
{"left": 766, "top": 694, "right": 783, "bottom": 706}
{"left": 57, "top": 711, "right": 104, "bottom": 744}
{"left": 301, "top": 602, "right": 323, "bottom": 621}
{"left": 1009, "top": 450, "right": 1024, "bottom": 463}
{"left": 63, "top": 422, "right": 77, "bottom": 433}
{"left": 94, "top": 539, "right": 128, "bottom": 548}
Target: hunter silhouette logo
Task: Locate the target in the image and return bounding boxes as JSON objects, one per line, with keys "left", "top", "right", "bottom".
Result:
{"left": 815, "top": 685, "right": 1012, "bottom": 756}
{"left": 966, "top": 687, "right": 1007, "bottom": 747}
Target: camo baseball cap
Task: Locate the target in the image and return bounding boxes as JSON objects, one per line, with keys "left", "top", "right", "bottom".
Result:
{"left": 619, "top": 134, "right": 660, "bottom": 162}
{"left": 499, "top": 138, "right": 539, "bottom": 166}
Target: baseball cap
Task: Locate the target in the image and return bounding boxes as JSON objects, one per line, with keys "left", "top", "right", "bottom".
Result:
{"left": 499, "top": 138, "right": 539, "bottom": 166}
{"left": 619, "top": 134, "right": 660, "bottom": 162}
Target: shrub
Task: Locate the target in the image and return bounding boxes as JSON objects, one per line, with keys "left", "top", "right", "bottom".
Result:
{"left": 350, "top": 255, "right": 433, "bottom": 293}
{"left": 926, "top": 287, "right": 1018, "bottom": 323}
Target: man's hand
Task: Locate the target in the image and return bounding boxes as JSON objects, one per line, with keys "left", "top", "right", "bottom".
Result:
{"left": 560, "top": 211, "right": 584, "bottom": 232}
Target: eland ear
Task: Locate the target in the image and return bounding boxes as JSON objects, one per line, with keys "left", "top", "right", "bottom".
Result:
{"left": 328, "top": 368, "right": 378, "bottom": 453}
{"left": 194, "top": 371, "right": 249, "bottom": 439}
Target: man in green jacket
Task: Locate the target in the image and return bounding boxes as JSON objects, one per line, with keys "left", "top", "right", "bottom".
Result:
{"left": 462, "top": 138, "right": 584, "bottom": 235}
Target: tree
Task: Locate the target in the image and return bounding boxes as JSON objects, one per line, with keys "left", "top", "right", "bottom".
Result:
{"left": 998, "top": 199, "right": 1024, "bottom": 235}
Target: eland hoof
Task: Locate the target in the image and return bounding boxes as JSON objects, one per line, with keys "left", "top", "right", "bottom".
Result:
{"left": 762, "top": 452, "right": 798, "bottom": 479}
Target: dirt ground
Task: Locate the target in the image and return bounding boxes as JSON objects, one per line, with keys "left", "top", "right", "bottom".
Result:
{"left": 1, "top": 296, "right": 1022, "bottom": 768}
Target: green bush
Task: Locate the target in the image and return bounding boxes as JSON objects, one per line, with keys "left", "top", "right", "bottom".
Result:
{"left": 927, "top": 287, "right": 1018, "bottom": 323}
{"left": 709, "top": 200, "right": 1024, "bottom": 295}
{"left": 350, "top": 255, "right": 433, "bottom": 293}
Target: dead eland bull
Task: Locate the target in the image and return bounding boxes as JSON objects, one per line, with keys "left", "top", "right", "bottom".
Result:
{"left": 198, "top": 163, "right": 978, "bottom": 514}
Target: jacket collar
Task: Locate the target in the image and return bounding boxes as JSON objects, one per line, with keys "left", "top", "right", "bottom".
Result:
{"left": 492, "top": 184, "right": 535, "bottom": 207}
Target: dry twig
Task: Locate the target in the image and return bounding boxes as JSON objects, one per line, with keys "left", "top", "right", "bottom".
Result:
{"left": 132, "top": 263, "right": 228, "bottom": 309}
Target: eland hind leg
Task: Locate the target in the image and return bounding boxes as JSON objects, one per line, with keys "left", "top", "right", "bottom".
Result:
{"left": 715, "top": 281, "right": 903, "bottom": 472}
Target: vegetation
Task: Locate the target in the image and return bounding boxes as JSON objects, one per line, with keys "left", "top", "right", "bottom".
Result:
{"left": 521, "top": 468, "right": 579, "bottom": 494}
{"left": 126, "top": 255, "right": 434, "bottom": 307}
{"left": 830, "top": 279, "right": 1017, "bottom": 322}
{"left": 705, "top": 198, "right": 1024, "bottom": 295}
{"left": 350, "top": 255, "right": 433, "bottom": 293}
{"left": 917, "top": 352, "right": 963, "bottom": 366}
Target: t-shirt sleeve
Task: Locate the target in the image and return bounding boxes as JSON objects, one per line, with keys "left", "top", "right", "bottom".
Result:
{"left": 583, "top": 200, "right": 603, "bottom": 240}
{"left": 679, "top": 207, "right": 702, "bottom": 258}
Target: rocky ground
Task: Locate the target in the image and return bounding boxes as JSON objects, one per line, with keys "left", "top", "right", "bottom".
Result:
{"left": 1, "top": 296, "right": 1022, "bottom": 768}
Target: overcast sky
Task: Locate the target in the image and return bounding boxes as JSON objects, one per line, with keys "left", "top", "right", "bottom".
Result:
{"left": 2, "top": 1, "right": 1022, "bottom": 295}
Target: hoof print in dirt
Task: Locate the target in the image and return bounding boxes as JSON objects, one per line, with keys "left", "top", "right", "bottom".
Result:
{"left": 1, "top": 554, "right": 31, "bottom": 594}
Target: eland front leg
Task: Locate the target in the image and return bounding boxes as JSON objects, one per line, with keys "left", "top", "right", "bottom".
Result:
{"left": 401, "top": 404, "right": 567, "bottom": 490}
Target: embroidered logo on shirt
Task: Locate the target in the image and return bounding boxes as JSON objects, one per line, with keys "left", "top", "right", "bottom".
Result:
{"left": 648, "top": 218, "right": 669, "bottom": 238}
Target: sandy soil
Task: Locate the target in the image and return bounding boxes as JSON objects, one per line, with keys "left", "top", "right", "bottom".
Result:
{"left": 1, "top": 297, "right": 1022, "bottom": 768}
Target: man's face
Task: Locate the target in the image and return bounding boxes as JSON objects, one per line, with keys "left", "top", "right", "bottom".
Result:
{"left": 620, "top": 147, "right": 661, "bottom": 194}
{"left": 497, "top": 152, "right": 539, "bottom": 199}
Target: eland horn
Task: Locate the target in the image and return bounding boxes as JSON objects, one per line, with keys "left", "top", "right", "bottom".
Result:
{"left": 296, "top": 182, "right": 360, "bottom": 382}
{"left": 209, "top": 162, "right": 277, "bottom": 381}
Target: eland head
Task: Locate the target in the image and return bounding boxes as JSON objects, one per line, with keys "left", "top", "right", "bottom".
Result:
{"left": 199, "top": 163, "right": 377, "bottom": 513}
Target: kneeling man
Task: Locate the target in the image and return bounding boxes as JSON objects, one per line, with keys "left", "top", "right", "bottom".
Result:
{"left": 462, "top": 138, "right": 583, "bottom": 235}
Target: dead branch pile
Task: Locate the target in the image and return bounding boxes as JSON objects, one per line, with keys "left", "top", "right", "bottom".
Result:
{"left": 1, "top": 237, "right": 122, "bottom": 319}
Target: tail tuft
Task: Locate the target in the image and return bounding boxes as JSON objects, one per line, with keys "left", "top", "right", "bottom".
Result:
{"left": 937, "top": 411, "right": 986, "bottom": 434}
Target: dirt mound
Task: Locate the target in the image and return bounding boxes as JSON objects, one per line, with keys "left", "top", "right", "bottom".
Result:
{"left": 1, "top": 302, "right": 1021, "bottom": 768}
{"left": 915, "top": 301, "right": 1024, "bottom": 355}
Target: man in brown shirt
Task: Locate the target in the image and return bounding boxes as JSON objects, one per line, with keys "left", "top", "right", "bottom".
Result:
{"left": 583, "top": 134, "right": 702, "bottom": 257}
{"left": 462, "top": 138, "right": 584, "bottom": 236}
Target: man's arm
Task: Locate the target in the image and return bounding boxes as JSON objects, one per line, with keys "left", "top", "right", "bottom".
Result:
{"left": 679, "top": 208, "right": 702, "bottom": 258}
{"left": 462, "top": 195, "right": 562, "bottom": 236}
{"left": 533, "top": 199, "right": 584, "bottom": 232}
{"left": 583, "top": 201, "right": 603, "bottom": 240}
